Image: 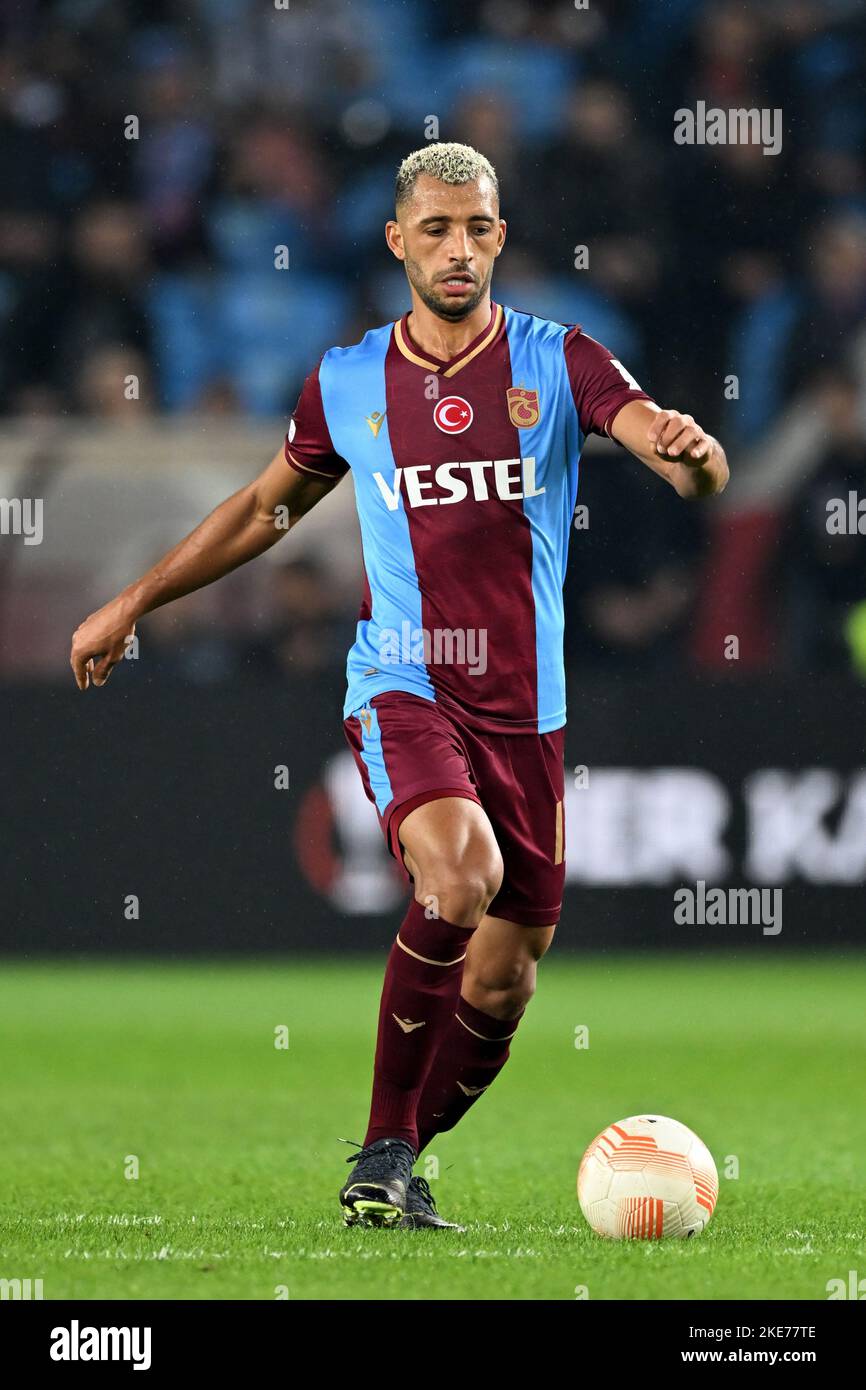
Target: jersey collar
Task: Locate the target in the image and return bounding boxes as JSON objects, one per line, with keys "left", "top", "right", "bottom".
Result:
{"left": 394, "top": 300, "right": 503, "bottom": 377}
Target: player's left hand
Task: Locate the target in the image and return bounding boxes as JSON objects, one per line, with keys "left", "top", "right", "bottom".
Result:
{"left": 647, "top": 411, "right": 713, "bottom": 466}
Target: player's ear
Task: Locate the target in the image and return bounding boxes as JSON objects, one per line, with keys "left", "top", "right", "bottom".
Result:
{"left": 385, "top": 219, "right": 405, "bottom": 261}
{"left": 496, "top": 219, "right": 507, "bottom": 255}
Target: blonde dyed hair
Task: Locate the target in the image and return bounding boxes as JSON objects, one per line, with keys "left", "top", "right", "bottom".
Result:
{"left": 395, "top": 142, "right": 499, "bottom": 209}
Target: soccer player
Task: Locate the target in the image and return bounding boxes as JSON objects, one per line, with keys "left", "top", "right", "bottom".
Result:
{"left": 70, "top": 143, "right": 728, "bottom": 1231}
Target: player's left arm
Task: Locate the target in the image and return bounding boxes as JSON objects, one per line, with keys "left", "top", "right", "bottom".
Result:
{"left": 610, "top": 400, "right": 729, "bottom": 499}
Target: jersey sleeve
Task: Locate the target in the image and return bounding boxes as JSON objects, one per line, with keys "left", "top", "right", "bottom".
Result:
{"left": 284, "top": 363, "right": 350, "bottom": 480}
{"left": 563, "top": 326, "right": 655, "bottom": 440}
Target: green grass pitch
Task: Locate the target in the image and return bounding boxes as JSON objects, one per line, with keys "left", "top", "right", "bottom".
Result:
{"left": 1, "top": 954, "right": 864, "bottom": 1300}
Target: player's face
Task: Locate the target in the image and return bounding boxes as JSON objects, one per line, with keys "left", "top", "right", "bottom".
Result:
{"left": 387, "top": 174, "right": 506, "bottom": 321}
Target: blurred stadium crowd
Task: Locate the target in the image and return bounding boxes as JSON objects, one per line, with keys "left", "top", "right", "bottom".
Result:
{"left": 2, "top": 0, "right": 866, "bottom": 681}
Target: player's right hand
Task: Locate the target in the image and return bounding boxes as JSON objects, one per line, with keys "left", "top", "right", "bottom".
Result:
{"left": 70, "top": 601, "right": 137, "bottom": 691}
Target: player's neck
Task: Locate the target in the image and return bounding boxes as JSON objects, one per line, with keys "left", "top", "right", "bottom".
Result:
{"left": 405, "top": 292, "right": 493, "bottom": 363}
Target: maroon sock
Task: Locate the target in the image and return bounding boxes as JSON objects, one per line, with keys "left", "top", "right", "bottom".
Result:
{"left": 415, "top": 996, "right": 525, "bottom": 1154}
{"left": 363, "top": 899, "right": 475, "bottom": 1152}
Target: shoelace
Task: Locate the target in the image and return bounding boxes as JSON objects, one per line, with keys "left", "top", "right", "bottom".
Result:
{"left": 409, "top": 1174, "right": 438, "bottom": 1211}
{"left": 338, "top": 1136, "right": 416, "bottom": 1173}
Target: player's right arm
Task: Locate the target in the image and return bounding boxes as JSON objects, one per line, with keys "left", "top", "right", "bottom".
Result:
{"left": 70, "top": 448, "right": 338, "bottom": 690}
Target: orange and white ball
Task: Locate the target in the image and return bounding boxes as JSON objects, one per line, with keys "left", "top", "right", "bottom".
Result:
{"left": 578, "top": 1114, "right": 719, "bottom": 1239}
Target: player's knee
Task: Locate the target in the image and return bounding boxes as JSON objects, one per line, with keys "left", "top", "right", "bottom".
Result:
{"left": 436, "top": 870, "right": 501, "bottom": 926}
{"left": 417, "top": 848, "right": 504, "bottom": 927}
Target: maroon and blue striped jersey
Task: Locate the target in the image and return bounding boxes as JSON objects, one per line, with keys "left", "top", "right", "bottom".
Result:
{"left": 285, "top": 300, "right": 653, "bottom": 734}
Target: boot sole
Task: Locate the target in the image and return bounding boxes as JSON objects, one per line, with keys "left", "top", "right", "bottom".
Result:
{"left": 342, "top": 1197, "right": 403, "bottom": 1228}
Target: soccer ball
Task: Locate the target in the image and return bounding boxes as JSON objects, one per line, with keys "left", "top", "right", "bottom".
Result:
{"left": 577, "top": 1114, "right": 718, "bottom": 1239}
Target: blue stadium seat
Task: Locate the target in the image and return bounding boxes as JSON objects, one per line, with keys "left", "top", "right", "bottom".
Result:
{"left": 208, "top": 199, "right": 322, "bottom": 273}
{"left": 728, "top": 287, "right": 801, "bottom": 442}
{"left": 148, "top": 273, "right": 220, "bottom": 410}
{"left": 367, "top": 265, "right": 416, "bottom": 324}
{"left": 496, "top": 274, "right": 644, "bottom": 368}
{"left": 334, "top": 164, "right": 398, "bottom": 257}
{"left": 383, "top": 38, "right": 577, "bottom": 140}
{"left": 216, "top": 272, "right": 352, "bottom": 415}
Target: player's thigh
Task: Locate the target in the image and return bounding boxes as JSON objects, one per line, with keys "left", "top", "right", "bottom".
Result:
{"left": 399, "top": 795, "right": 504, "bottom": 903}
{"left": 344, "top": 690, "right": 478, "bottom": 856}
{"left": 464, "top": 725, "right": 566, "bottom": 931}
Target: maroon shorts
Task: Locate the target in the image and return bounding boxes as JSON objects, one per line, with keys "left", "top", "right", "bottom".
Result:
{"left": 343, "top": 690, "right": 565, "bottom": 927}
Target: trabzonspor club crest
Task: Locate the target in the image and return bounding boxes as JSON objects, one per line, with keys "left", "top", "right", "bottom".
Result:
{"left": 506, "top": 386, "right": 540, "bottom": 428}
